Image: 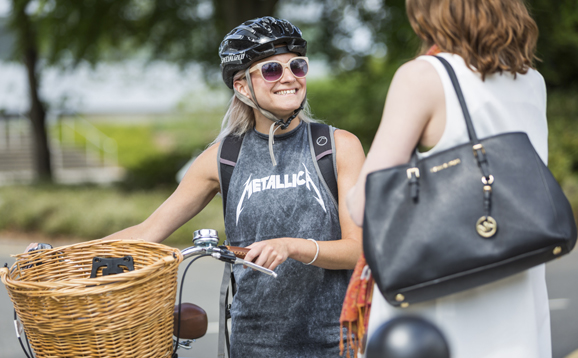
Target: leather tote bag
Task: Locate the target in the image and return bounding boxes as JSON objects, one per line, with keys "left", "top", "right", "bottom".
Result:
{"left": 363, "top": 56, "right": 577, "bottom": 307}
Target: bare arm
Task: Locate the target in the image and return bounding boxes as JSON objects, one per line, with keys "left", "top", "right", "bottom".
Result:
{"left": 346, "top": 59, "right": 446, "bottom": 226}
{"left": 245, "top": 129, "right": 365, "bottom": 270}
{"left": 102, "top": 143, "right": 222, "bottom": 243}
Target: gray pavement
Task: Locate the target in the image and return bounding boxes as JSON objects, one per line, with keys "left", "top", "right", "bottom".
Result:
{"left": 1, "top": 237, "right": 577, "bottom": 358}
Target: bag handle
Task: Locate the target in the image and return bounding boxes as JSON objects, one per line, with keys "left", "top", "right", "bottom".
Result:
{"left": 434, "top": 56, "right": 479, "bottom": 143}
{"left": 433, "top": 56, "right": 491, "bottom": 179}
{"left": 406, "top": 55, "right": 494, "bottom": 205}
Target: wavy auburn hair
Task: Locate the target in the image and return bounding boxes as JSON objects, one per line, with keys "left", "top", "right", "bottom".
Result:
{"left": 406, "top": 0, "right": 539, "bottom": 79}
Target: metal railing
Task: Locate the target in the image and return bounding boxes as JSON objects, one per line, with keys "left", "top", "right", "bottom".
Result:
{"left": 0, "top": 111, "right": 119, "bottom": 172}
{"left": 51, "top": 112, "right": 119, "bottom": 169}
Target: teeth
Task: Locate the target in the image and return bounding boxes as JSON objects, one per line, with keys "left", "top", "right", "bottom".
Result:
{"left": 275, "top": 89, "right": 296, "bottom": 95}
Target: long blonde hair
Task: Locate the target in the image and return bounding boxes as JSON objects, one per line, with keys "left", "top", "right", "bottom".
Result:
{"left": 406, "top": 0, "right": 539, "bottom": 79}
{"left": 212, "top": 71, "right": 317, "bottom": 145}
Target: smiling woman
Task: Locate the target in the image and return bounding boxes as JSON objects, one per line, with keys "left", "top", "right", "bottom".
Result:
{"left": 91, "top": 16, "right": 365, "bottom": 358}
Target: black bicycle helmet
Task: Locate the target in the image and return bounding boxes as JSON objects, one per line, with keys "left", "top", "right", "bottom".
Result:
{"left": 219, "top": 16, "right": 307, "bottom": 89}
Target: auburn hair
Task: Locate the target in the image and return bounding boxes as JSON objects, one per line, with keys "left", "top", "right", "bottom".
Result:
{"left": 406, "top": 0, "right": 539, "bottom": 79}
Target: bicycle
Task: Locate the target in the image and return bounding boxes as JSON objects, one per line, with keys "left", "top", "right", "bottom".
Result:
{"left": 1, "top": 229, "right": 276, "bottom": 358}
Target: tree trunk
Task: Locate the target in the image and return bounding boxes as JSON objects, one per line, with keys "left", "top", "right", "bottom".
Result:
{"left": 13, "top": 0, "right": 52, "bottom": 183}
{"left": 24, "top": 46, "right": 52, "bottom": 183}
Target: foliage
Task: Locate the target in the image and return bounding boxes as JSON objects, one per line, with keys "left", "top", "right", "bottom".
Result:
{"left": 527, "top": 0, "right": 578, "bottom": 90}
{"left": 119, "top": 151, "right": 191, "bottom": 191}
{"left": 88, "top": 112, "right": 222, "bottom": 190}
{"left": 307, "top": 57, "right": 398, "bottom": 149}
{"left": 0, "top": 185, "right": 225, "bottom": 246}
{"left": 84, "top": 123, "right": 160, "bottom": 168}
{"left": 297, "top": 0, "right": 419, "bottom": 70}
{"left": 547, "top": 90, "right": 578, "bottom": 184}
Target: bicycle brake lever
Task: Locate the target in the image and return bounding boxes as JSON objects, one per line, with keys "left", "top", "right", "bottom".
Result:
{"left": 211, "top": 252, "right": 277, "bottom": 278}
{"left": 235, "top": 258, "right": 278, "bottom": 278}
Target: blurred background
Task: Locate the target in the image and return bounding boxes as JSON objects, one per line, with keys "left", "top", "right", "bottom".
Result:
{"left": 0, "top": 0, "right": 577, "bottom": 356}
{"left": 0, "top": 0, "right": 576, "bottom": 245}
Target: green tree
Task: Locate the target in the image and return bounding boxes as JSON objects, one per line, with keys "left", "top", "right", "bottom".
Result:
{"left": 6, "top": 0, "right": 281, "bottom": 183}
{"left": 6, "top": 0, "right": 578, "bottom": 183}
{"left": 527, "top": 0, "right": 578, "bottom": 89}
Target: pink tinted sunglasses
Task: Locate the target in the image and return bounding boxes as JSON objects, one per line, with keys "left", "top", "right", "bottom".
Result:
{"left": 249, "top": 57, "right": 309, "bottom": 82}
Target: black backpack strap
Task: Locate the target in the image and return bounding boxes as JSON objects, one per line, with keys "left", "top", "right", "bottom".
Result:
{"left": 218, "top": 134, "right": 245, "bottom": 216}
{"left": 217, "top": 134, "right": 243, "bottom": 358}
{"left": 308, "top": 122, "right": 339, "bottom": 207}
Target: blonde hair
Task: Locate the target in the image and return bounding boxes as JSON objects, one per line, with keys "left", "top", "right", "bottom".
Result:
{"left": 212, "top": 71, "right": 317, "bottom": 145}
{"left": 406, "top": 0, "right": 539, "bottom": 79}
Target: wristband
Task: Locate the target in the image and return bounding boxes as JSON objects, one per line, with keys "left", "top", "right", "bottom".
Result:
{"left": 305, "top": 239, "right": 319, "bottom": 265}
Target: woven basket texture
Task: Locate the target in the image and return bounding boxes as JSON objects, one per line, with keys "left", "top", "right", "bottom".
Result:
{"left": 0, "top": 239, "right": 183, "bottom": 358}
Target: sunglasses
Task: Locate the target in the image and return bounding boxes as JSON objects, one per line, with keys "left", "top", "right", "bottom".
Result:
{"left": 249, "top": 57, "right": 309, "bottom": 82}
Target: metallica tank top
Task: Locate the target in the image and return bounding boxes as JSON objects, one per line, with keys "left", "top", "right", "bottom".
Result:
{"left": 223, "top": 121, "right": 350, "bottom": 358}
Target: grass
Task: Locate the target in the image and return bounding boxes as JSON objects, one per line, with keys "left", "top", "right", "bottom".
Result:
{"left": 3, "top": 111, "right": 228, "bottom": 247}
{"left": 0, "top": 185, "right": 225, "bottom": 247}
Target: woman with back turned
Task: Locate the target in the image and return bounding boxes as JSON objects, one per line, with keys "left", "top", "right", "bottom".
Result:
{"left": 347, "top": 1, "right": 551, "bottom": 357}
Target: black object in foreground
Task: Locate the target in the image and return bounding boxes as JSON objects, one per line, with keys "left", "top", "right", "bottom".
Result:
{"left": 366, "top": 316, "right": 450, "bottom": 358}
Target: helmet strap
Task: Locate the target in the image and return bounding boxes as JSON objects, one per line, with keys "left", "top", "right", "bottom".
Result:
{"left": 238, "top": 67, "right": 307, "bottom": 167}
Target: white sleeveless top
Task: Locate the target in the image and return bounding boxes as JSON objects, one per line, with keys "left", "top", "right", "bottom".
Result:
{"left": 366, "top": 53, "right": 551, "bottom": 358}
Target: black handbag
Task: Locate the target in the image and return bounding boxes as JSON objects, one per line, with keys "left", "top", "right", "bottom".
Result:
{"left": 363, "top": 56, "right": 577, "bottom": 307}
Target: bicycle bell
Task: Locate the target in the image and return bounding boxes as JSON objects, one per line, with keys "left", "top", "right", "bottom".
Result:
{"left": 193, "top": 229, "right": 219, "bottom": 248}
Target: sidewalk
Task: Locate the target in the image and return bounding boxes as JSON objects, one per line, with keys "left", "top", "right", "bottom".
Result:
{"left": 0, "top": 231, "right": 84, "bottom": 257}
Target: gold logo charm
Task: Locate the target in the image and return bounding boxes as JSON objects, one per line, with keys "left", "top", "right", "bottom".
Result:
{"left": 476, "top": 216, "right": 497, "bottom": 238}
{"left": 430, "top": 158, "right": 461, "bottom": 173}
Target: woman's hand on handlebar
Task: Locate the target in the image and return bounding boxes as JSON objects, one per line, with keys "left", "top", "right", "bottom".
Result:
{"left": 244, "top": 238, "right": 293, "bottom": 271}
{"left": 24, "top": 243, "right": 39, "bottom": 252}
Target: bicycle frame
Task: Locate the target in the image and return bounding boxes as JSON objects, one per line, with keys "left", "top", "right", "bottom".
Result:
{"left": 173, "top": 229, "right": 277, "bottom": 357}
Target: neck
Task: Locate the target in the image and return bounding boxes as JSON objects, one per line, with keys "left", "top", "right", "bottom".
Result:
{"left": 253, "top": 109, "right": 302, "bottom": 135}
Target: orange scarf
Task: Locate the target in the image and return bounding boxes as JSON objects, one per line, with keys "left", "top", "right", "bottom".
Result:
{"left": 426, "top": 44, "right": 441, "bottom": 56}
{"left": 339, "top": 254, "right": 374, "bottom": 357}
{"left": 339, "top": 45, "right": 440, "bottom": 357}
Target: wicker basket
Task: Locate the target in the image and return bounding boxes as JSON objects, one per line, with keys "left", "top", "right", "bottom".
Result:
{"left": 0, "top": 239, "right": 183, "bottom": 358}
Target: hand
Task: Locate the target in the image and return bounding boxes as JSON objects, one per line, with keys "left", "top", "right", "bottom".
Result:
{"left": 24, "top": 242, "right": 39, "bottom": 253}
{"left": 244, "top": 238, "right": 294, "bottom": 271}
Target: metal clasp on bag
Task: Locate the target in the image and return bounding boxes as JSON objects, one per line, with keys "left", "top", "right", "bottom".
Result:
{"left": 481, "top": 175, "right": 494, "bottom": 185}
{"left": 406, "top": 168, "right": 420, "bottom": 179}
{"left": 472, "top": 143, "right": 485, "bottom": 158}
{"left": 407, "top": 168, "right": 420, "bottom": 202}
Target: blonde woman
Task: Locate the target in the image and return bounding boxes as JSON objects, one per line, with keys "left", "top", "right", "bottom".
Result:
{"left": 68, "top": 17, "right": 362, "bottom": 357}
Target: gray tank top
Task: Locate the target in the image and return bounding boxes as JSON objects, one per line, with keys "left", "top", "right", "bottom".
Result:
{"left": 224, "top": 121, "right": 350, "bottom": 357}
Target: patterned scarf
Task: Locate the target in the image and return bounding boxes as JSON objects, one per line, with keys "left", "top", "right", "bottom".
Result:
{"left": 339, "top": 254, "right": 374, "bottom": 357}
{"left": 339, "top": 44, "right": 441, "bottom": 357}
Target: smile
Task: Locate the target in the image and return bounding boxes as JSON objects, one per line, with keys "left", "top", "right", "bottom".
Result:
{"left": 274, "top": 89, "right": 297, "bottom": 95}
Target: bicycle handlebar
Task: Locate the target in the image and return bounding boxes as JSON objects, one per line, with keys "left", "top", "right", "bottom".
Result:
{"left": 181, "top": 245, "right": 277, "bottom": 278}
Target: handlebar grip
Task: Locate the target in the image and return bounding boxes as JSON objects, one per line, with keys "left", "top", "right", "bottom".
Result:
{"left": 225, "top": 246, "right": 250, "bottom": 259}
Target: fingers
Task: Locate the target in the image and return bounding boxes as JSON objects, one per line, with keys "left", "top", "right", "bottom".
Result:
{"left": 244, "top": 240, "right": 289, "bottom": 271}
{"left": 243, "top": 244, "right": 262, "bottom": 264}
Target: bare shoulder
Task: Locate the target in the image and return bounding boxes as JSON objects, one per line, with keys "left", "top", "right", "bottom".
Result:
{"left": 183, "top": 142, "right": 221, "bottom": 183}
{"left": 195, "top": 142, "right": 220, "bottom": 165}
{"left": 389, "top": 59, "right": 444, "bottom": 113}
{"left": 396, "top": 58, "right": 439, "bottom": 82}
{"left": 333, "top": 129, "right": 365, "bottom": 171}
{"left": 334, "top": 129, "right": 363, "bottom": 151}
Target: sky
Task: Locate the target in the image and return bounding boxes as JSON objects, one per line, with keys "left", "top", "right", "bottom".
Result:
{"left": 0, "top": 1, "right": 7, "bottom": 17}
